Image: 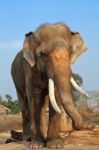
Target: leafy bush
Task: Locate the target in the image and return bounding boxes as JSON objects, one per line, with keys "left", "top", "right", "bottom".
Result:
{"left": 71, "top": 73, "right": 83, "bottom": 103}
{"left": 0, "top": 95, "right": 20, "bottom": 114}
{"left": 5, "top": 95, "right": 20, "bottom": 114}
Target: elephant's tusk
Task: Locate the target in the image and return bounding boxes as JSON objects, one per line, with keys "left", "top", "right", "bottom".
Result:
{"left": 70, "top": 77, "right": 88, "bottom": 98}
{"left": 48, "top": 78, "right": 61, "bottom": 113}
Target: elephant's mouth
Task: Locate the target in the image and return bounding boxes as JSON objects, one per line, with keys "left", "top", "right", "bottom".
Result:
{"left": 48, "top": 77, "right": 88, "bottom": 113}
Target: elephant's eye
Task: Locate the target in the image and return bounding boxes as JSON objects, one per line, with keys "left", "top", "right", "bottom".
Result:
{"left": 40, "top": 52, "right": 48, "bottom": 61}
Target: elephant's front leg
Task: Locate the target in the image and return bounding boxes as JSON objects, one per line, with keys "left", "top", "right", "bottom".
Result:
{"left": 46, "top": 102, "right": 64, "bottom": 149}
{"left": 28, "top": 93, "right": 45, "bottom": 149}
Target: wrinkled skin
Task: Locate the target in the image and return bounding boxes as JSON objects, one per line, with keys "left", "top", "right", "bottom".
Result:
{"left": 11, "top": 23, "right": 87, "bottom": 148}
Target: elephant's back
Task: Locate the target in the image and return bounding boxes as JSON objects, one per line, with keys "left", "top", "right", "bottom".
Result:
{"left": 11, "top": 51, "right": 23, "bottom": 76}
{"left": 11, "top": 50, "right": 25, "bottom": 93}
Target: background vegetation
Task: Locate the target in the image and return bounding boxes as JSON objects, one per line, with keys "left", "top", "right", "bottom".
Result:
{"left": 0, "top": 95, "right": 20, "bottom": 114}
{"left": 71, "top": 73, "right": 83, "bottom": 103}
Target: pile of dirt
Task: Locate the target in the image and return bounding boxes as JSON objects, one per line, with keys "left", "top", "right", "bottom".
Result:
{"left": 63, "top": 125, "right": 99, "bottom": 146}
{"left": 0, "top": 126, "right": 99, "bottom": 150}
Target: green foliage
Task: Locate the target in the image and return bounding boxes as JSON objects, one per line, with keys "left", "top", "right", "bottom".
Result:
{"left": 71, "top": 73, "right": 83, "bottom": 103}
{"left": 5, "top": 95, "right": 20, "bottom": 114}
{"left": 0, "top": 94, "right": 20, "bottom": 114}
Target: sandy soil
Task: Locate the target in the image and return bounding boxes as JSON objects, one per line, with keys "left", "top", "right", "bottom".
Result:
{"left": 0, "top": 126, "right": 99, "bottom": 150}
{"left": 0, "top": 114, "right": 22, "bottom": 132}
{"left": 0, "top": 143, "right": 99, "bottom": 150}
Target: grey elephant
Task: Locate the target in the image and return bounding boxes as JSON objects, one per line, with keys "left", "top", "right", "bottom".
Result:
{"left": 11, "top": 23, "right": 88, "bottom": 148}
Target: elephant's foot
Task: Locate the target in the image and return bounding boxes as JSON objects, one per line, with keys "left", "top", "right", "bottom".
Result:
{"left": 30, "top": 139, "right": 45, "bottom": 149}
{"left": 46, "top": 138, "right": 64, "bottom": 149}
{"left": 23, "top": 132, "right": 31, "bottom": 141}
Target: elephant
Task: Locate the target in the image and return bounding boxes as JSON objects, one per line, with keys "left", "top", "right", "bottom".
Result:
{"left": 11, "top": 23, "right": 88, "bottom": 148}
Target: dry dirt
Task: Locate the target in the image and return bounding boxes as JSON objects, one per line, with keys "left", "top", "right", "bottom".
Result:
{"left": 0, "top": 114, "right": 22, "bottom": 132}
{"left": 0, "top": 126, "right": 99, "bottom": 150}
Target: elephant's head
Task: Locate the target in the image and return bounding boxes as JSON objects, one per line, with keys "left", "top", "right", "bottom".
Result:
{"left": 34, "top": 23, "right": 87, "bottom": 64}
{"left": 23, "top": 23, "right": 88, "bottom": 113}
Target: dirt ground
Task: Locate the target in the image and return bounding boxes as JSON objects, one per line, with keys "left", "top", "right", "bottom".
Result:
{"left": 0, "top": 126, "right": 99, "bottom": 150}
{"left": 0, "top": 114, "right": 22, "bottom": 132}
{"left": 0, "top": 143, "right": 99, "bottom": 150}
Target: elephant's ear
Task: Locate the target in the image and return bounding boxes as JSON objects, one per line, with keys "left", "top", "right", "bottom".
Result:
{"left": 23, "top": 32, "right": 39, "bottom": 67}
{"left": 23, "top": 48, "right": 35, "bottom": 67}
{"left": 70, "top": 31, "right": 87, "bottom": 64}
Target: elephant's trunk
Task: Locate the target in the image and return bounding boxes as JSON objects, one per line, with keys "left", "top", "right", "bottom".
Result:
{"left": 48, "top": 46, "right": 88, "bottom": 114}
{"left": 54, "top": 67, "right": 84, "bottom": 126}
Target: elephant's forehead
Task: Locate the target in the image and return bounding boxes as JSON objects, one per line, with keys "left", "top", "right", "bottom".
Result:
{"left": 35, "top": 25, "right": 71, "bottom": 41}
{"left": 50, "top": 47, "right": 69, "bottom": 59}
